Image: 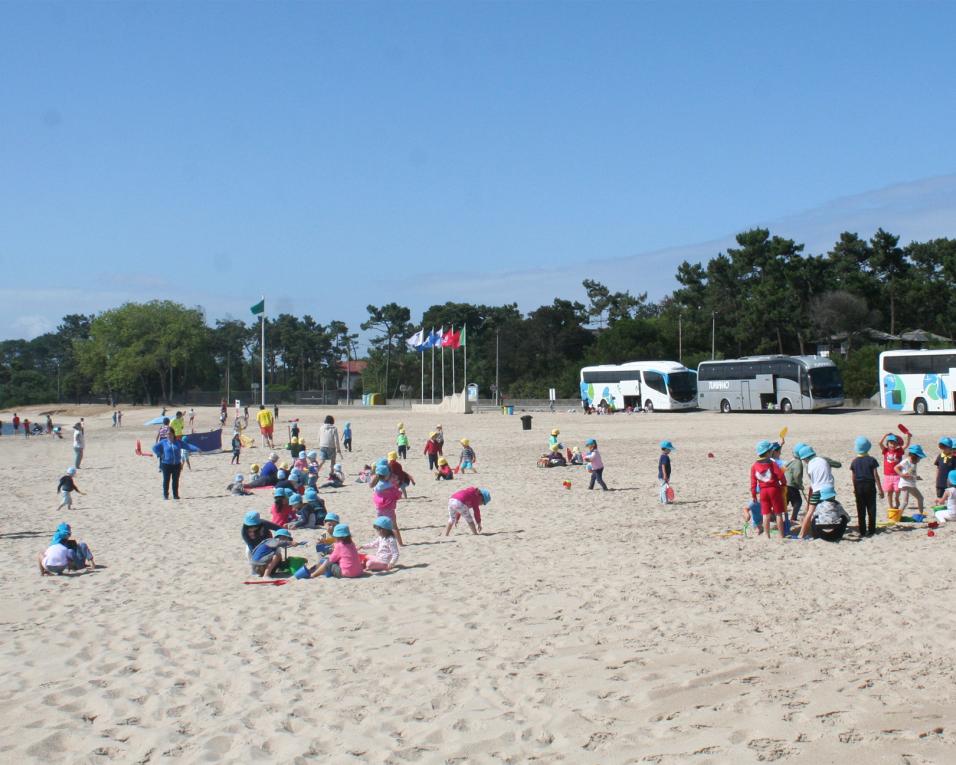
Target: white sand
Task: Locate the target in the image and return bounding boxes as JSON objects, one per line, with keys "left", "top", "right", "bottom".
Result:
{"left": 0, "top": 405, "right": 953, "bottom": 763}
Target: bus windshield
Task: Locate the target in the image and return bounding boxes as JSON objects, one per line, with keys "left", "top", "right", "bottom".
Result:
{"left": 809, "top": 366, "right": 843, "bottom": 399}
{"left": 667, "top": 372, "right": 697, "bottom": 402}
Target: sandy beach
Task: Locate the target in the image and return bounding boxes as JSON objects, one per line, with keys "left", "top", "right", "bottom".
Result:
{"left": 1, "top": 405, "right": 954, "bottom": 764}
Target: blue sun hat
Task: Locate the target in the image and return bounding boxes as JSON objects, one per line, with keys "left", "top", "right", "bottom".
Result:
{"left": 52, "top": 529, "right": 70, "bottom": 544}
{"left": 288, "top": 493, "right": 302, "bottom": 505}
{"left": 373, "top": 516, "right": 394, "bottom": 531}
{"left": 769, "top": 442, "right": 781, "bottom": 452}
{"left": 886, "top": 434, "right": 899, "bottom": 443}
{"left": 56, "top": 522, "right": 71, "bottom": 534}
{"left": 332, "top": 523, "right": 351, "bottom": 538}
{"left": 585, "top": 438, "right": 596, "bottom": 447}
{"left": 660, "top": 440, "right": 676, "bottom": 451}
{"left": 938, "top": 436, "right": 953, "bottom": 449}
{"left": 307, "top": 450, "right": 318, "bottom": 460}
{"left": 908, "top": 444, "right": 927, "bottom": 459}
{"left": 797, "top": 445, "right": 816, "bottom": 459}
{"left": 234, "top": 473, "right": 244, "bottom": 482}
{"left": 243, "top": 511, "right": 261, "bottom": 526}
{"left": 376, "top": 457, "right": 389, "bottom": 467}
{"left": 290, "top": 469, "right": 303, "bottom": 482}
{"left": 479, "top": 488, "right": 491, "bottom": 504}
{"left": 67, "top": 466, "right": 77, "bottom": 476}
{"left": 755, "top": 440, "right": 773, "bottom": 456}
{"left": 277, "top": 470, "right": 287, "bottom": 480}
{"left": 345, "top": 421, "right": 351, "bottom": 427}
{"left": 324, "top": 512, "right": 340, "bottom": 524}
{"left": 375, "top": 464, "right": 390, "bottom": 477}
{"left": 272, "top": 487, "right": 286, "bottom": 498}
{"left": 854, "top": 436, "right": 872, "bottom": 454}
{"left": 303, "top": 488, "right": 318, "bottom": 502}
{"left": 948, "top": 469, "right": 956, "bottom": 486}
{"left": 819, "top": 487, "right": 837, "bottom": 501}
{"left": 275, "top": 528, "right": 292, "bottom": 539}
{"left": 792, "top": 442, "right": 807, "bottom": 456}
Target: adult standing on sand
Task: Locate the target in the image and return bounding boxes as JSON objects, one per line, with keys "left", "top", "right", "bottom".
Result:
{"left": 72, "top": 422, "right": 85, "bottom": 469}
{"left": 315, "top": 415, "right": 341, "bottom": 474}
{"left": 256, "top": 404, "right": 275, "bottom": 448}
{"left": 152, "top": 430, "right": 184, "bottom": 500}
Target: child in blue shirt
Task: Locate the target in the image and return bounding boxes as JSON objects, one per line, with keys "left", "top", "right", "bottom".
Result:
{"left": 343, "top": 422, "right": 353, "bottom": 452}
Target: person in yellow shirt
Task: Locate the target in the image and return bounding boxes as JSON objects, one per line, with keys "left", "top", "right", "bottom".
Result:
{"left": 170, "top": 411, "right": 186, "bottom": 439}
{"left": 256, "top": 405, "right": 275, "bottom": 447}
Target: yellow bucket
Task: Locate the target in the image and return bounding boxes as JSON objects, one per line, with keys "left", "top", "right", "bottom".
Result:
{"left": 887, "top": 508, "right": 902, "bottom": 523}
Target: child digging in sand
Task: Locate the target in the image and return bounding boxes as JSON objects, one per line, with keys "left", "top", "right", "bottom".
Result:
{"left": 444, "top": 487, "right": 490, "bottom": 536}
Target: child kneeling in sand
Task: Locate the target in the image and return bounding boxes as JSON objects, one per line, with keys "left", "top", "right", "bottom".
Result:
{"left": 445, "top": 487, "right": 490, "bottom": 536}
{"left": 38, "top": 524, "right": 95, "bottom": 574}
{"left": 250, "top": 528, "right": 295, "bottom": 577}
{"left": 435, "top": 456, "right": 454, "bottom": 480}
{"left": 359, "top": 516, "right": 400, "bottom": 571}
{"left": 807, "top": 487, "right": 850, "bottom": 541}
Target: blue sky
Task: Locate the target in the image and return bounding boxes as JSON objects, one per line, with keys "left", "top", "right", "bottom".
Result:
{"left": 2, "top": 1, "right": 955, "bottom": 343}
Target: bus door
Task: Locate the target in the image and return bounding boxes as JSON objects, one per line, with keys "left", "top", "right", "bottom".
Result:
{"left": 754, "top": 374, "right": 776, "bottom": 410}
{"left": 737, "top": 381, "right": 750, "bottom": 410}
{"left": 800, "top": 369, "right": 812, "bottom": 408}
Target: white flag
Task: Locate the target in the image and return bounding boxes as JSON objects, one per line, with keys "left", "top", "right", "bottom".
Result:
{"left": 405, "top": 328, "right": 424, "bottom": 351}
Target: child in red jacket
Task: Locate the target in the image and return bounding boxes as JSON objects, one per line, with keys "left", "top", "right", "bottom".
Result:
{"left": 750, "top": 440, "right": 788, "bottom": 542}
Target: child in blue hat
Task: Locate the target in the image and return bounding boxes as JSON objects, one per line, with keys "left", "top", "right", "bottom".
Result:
{"left": 359, "top": 516, "right": 400, "bottom": 572}
{"left": 310, "top": 524, "right": 364, "bottom": 578}
{"left": 849, "top": 437, "right": 883, "bottom": 537}
{"left": 807, "top": 487, "right": 850, "bottom": 541}
{"left": 241, "top": 511, "right": 284, "bottom": 554}
{"left": 250, "top": 528, "right": 295, "bottom": 577}
{"left": 56, "top": 467, "right": 84, "bottom": 511}
{"left": 584, "top": 439, "right": 608, "bottom": 490}
{"left": 658, "top": 441, "right": 675, "bottom": 504}
{"left": 933, "top": 437, "right": 956, "bottom": 504}
{"left": 879, "top": 431, "right": 911, "bottom": 510}
{"left": 895, "top": 444, "right": 926, "bottom": 513}
{"left": 270, "top": 487, "right": 297, "bottom": 526}
{"left": 751, "top": 440, "right": 788, "bottom": 541}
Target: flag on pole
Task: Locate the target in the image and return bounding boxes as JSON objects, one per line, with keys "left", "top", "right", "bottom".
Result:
{"left": 460, "top": 324, "right": 466, "bottom": 347}
{"left": 428, "top": 327, "right": 442, "bottom": 348}
{"left": 250, "top": 299, "right": 265, "bottom": 315}
{"left": 442, "top": 327, "right": 458, "bottom": 348}
{"left": 406, "top": 328, "right": 425, "bottom": 352}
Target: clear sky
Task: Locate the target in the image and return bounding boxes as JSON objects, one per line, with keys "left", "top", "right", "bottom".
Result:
{"left": 2, "top": 1, "right": 955, "bottom": 343}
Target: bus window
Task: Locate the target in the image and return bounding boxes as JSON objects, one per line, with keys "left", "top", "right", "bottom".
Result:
{"left": 643, "top": 371, "right": 667, "bottom": 395}
{"left": 666, "top": 371, "right": 697, "bottom": 402}
{"left": 809, "top": 366, "right": 843, "bottom": 398}
{"left": 801, "top": 370, "right": 810, "bottom": 398}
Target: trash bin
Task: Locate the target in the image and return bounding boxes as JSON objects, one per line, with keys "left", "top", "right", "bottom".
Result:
{"left": 520, "top": 414, "right": 532, "bottom": 430}
{"left": 507, "top": 405, "right": 515, "bottom": 415}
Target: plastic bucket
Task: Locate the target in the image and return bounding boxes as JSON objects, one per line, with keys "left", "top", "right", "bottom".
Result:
{"left": 294, "top": 565, "right": 311, "bottom": 579}
{"left": 507, "top": 405, "right": 514, "bottom": 415}
{"left": 887, "top": 508, "right": 902, "bottom": 522}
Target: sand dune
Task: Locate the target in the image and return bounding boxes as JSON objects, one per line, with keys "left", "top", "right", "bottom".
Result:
{"left": 0, "top": 406, "right": 953, "bottom": 763}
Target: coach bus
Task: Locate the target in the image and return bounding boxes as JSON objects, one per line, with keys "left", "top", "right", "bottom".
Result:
{"left": 579, "top": 361, "right": 698, "bottom": 412}
{"left": 880, "top": 348, "right": 956, "bottom": 414}
{"left": 696, "top": 355, "right": 844, "bottom": 412}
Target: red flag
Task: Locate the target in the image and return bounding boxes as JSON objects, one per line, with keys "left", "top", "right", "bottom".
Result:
{"left": 447, "top": 329, "right": 461, "bottom": 349}
{"left": 441, "top": 327, "right": 457, "bottom": 348}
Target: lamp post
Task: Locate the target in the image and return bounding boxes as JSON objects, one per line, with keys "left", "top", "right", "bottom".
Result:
{"left": 678, "top": 313, "right": 683, "bottom": 363}
{"left": 711, "top": 311, "right": 717, "bottom": 360}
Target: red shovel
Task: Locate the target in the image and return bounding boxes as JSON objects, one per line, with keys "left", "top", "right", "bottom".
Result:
{"left": 243, "top": 579, "right": 289, "bottom": 586}
{"left": 898, "top": 423, "right": 912, "bottom": 436}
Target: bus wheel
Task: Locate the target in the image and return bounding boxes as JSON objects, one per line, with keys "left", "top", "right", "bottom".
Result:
{"left": 720, "top": 399, "right": 732, "bottom": 413}
{"left": 914, "top": 398, "right": 928, "bottom": 415}
{"left": 644, "top": 400, "right": 654, "bottom": 413}
{"left": 781, "top": 398, "right": 793, "bottom": 413}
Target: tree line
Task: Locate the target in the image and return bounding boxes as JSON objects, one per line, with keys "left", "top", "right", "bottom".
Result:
{"left": 2, "top": 226, "right": 954, "bottom": 408}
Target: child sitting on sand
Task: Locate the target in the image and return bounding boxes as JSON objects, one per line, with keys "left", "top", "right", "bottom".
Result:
{"left": 936, "top": 470, "right": 956, "bottom": 523}
{"left": 242, "top": 511, "right": 284, "bottom": 555}
{"left": 584, "top": 439, "right": 608, "bottom": 490}
{"left": 309, "top": 524, "right": 365, "bottom": 579}
{"left": 250, "top": 528, "right": 295, "bottom": 577}
{"left": 56, "top": 467, "right": 84, "bottom": 511}
{"left": 458, "top": 439, "right": 478, "bottom": 473}
{"left": 320, "top": 464, "right": 346, "bottom": 489}
{"left": 435, "top": 456, "right": 454, "bottom": 480}
{"left": 359, "top": 516, "right": 400, "bottom": 571}
{"left": 896, "top": 444, "right": 927, "bottom": 513}
{"left": 569, "top": 447, "right": 584, "bottom": 465}
{"left": 270, "top": 488, "right": 297, "bottom": 526}
{"left": 445, "top": 487, "right": 490, "bottom": 536}
{"left": 38, "top": 524, "right": 95, "bottom": 575}
{"left": 355, "top": 464, "right": 373, "bottom": 484}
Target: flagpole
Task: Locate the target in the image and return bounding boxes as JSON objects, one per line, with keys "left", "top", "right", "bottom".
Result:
{"left": 430, "top": 340, "right": 435, "bottom": 404}
{"left": 451, "top": 325, "right": 456, "bottom": 393}
{"left": 260, "top": 298, "right": 266, "bottom": 407}
{"left": 463, "top": 324, "right": 468, "bottom": 401}
{"left": 420, "top": 347, "right": 424, "bottom": 405}
{"left": 441, "top": 333, "right": 445, "bottom": 400}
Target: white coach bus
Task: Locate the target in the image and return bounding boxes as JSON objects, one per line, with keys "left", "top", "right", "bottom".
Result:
{"left": 579, "top": 361, "right": 698, "bottom": 412}
{"left": 880, "top": 348, "right": 956, "bottom": 414}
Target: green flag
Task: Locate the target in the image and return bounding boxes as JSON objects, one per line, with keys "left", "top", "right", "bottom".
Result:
{"left": 250, "top": 299, "right": 265, "bottom": 316}
{"left": 460, "top": 324, "right": 466, "bottom": 347}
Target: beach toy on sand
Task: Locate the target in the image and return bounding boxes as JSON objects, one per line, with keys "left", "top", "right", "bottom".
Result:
{"left": 244, "top": 580, "right": 289, "bottom": 586}
{"left": 707, "top": 452, "right": 714, "bottom": 458}
{"left": 887, "top": 508, "right": 902, "bottom": 523}
{"left": 665, "top": 485, "right": 676, "bottom": 502}
{"left": 294, "top": 565, "right": 311, "bottom": 579}
{"left": 911, "top": 514, "right": 926, "bottom": 523}
{"left": 779, "top": 426, "right": 788, "bottom": 441}
{"left": 562, "top": 480, "right": 572, "bottom": 490}
{"left": 928, "top": 530, "right": 936, "bottom": 537}
{"left": 898, "top": 423, "right": 911, "bottom": 436}
{"left": 134, "top": 440, "right": 152, "bottom": 457}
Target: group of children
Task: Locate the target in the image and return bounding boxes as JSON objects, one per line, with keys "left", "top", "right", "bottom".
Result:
{"left": 746, "top": 427, "right": 956, "bottom": 542}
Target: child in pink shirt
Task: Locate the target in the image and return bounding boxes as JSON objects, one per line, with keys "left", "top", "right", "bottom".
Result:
{"left": 311, "top": 524, "right": 364, "bottom": 578}
{"left": 445, "top": 487, "right": 490, "bottom": 536}
{"left": 372, "top": 478, "right": 405, "bottom": 546}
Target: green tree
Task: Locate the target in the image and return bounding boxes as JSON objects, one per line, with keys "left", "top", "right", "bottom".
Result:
{"left": 361, "top": 303, "right": 412, "bottom": 399}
